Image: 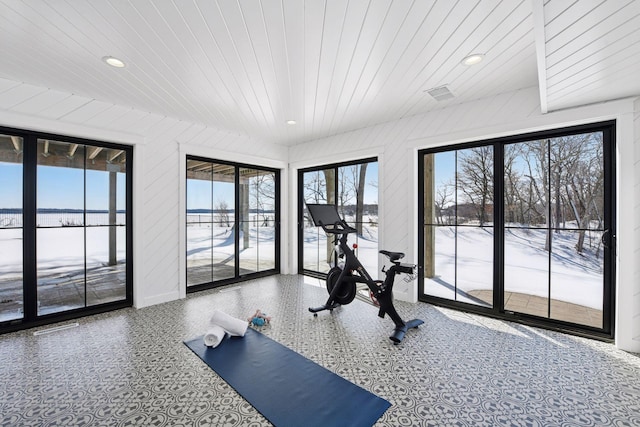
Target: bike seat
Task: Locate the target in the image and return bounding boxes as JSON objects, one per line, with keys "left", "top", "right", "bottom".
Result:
{"left": 379, "top": 250, "right": 404, "bottom": 262}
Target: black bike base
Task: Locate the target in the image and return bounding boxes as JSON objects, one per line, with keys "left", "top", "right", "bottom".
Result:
{"left": 389, "top": 319, "right": 424, "bottom": 344}
{"left": 309, "top": 303, "right": 340, "bottom": 316}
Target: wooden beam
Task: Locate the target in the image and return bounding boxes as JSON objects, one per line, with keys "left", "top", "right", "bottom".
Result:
{"left": 108, "top": 149, "right": 124, "bottom": 162}
{"left": 10, "top": 136, "right": 21, "bottom": 153}
{"left": 42, "top": 140, "right": 50, "bottom": 157}
{"left": 68, "top": 144, "right": 79, "bottom": 158}
{"left": 424, "top": 154, "right": 435, "bottom": 278}
{"left": 88, "top": 146, "right": 103, "bottom": 160}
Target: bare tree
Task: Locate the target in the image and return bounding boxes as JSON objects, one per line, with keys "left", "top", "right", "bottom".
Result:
{"left": 215, "top": 199, "right": 231, "bottom": 227}
{"left": 434, "top": 180, "right": 454, "bottom": 225}
{"left": 457, "top": 146, "right": 493, "bottom": 226}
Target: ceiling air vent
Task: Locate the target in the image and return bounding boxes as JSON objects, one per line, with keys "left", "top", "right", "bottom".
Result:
{"left": 425, "top": 85, "right": 454, "bottom": 101}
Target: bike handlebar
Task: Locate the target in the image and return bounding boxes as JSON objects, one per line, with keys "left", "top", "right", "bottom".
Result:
{"left": 318, "top": 220, "right": 358, "bottom": 235}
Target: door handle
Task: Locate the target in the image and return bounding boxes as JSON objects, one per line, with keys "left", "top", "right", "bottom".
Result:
{"left": 601, "top": 229, "right": 615, "bottom": 252}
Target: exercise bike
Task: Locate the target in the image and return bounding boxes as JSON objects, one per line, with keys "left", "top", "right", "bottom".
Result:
{"left": 306, "top": 204, "right": 423, "bottom": 344}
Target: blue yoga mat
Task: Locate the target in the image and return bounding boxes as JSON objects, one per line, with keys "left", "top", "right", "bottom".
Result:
{"left": 184, "top": 328, "right": 390, "bottom": 427}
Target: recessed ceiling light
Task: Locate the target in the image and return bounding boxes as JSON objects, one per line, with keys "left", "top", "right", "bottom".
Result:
{"left": 286, "top": 120, "right": 297, "bottom": 125}
{"left": 102, "top": 56, "right": 126, "bottom": 68}
{"left": 461, "top": 53, "right": 485, "bottom": 66}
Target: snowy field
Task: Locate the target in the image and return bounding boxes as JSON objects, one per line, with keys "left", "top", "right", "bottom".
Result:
{"left": 424, "top": 225, "right": 603, "bottom": 309}
{"left": 1, "top": 213, "right": 605, "bottom": 315}
{"left": 302, "top": 222, "right": 604, "bottom": 310}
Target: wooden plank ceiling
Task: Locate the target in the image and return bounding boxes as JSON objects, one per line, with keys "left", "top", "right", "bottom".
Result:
{"left": 0, "top": 0, "right": 638, "bottom": 146}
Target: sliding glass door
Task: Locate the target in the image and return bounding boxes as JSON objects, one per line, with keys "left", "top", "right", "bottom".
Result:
{"left": 299, "top": 158, "right": 378, "bottom": 277}
{"left": 1, "top": 130, "right": 132, "bottom": 333}
{"left": 186, "top": 157, "right": 280, "bottom": 291}
{"left": 419, "top": 122, "right": 615, "bottom": 337}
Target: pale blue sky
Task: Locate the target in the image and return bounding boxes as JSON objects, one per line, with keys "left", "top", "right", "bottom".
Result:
{"left": 0, "top": 163, "right": 126, "bottom": 210}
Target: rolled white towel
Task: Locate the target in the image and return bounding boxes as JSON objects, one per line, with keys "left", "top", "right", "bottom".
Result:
{"left": 203, "top": 325, "right": 226, "bottom": 348}
{"left": 210, "top": 310, "right": 248, "bottom": 337}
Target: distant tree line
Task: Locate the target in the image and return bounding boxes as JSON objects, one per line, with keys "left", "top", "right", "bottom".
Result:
{"left": 434, "top": 133, "right": 604, "bottom": 254}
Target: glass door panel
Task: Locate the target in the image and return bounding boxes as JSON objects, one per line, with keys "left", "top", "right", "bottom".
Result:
{"left": 85, "top": 146, "right": 127, "bottom": 306}
{"left": 337, "top": 162, "right": 379, "bottom": 275}
{"left": 211, "top": 168, "right": 236, "bottom": 281}
{"left": 550, "top": 230, "right": 604, "bottom": 327}
{"left": 186, "top": 160, "right": 214, "bottom": 286}
{"left": 301, "top": 168, "right": 334, "bottom": 274}
{"left": 504, "top": 132, "right": 606, "bottom": 328}
{"left": 0, "top": 134, "right": 23, "bottom": 322}
{"left": 238, "top": 168, "right": 276, "bottom": 274}
{"left": 36, "top": 140, "right": 85, "bottom": 315}
{"left": 422, "top": 148, "right": 494, "bottom": 308}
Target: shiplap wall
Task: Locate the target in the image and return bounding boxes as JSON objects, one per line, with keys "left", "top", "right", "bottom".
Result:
{"left": 290, "top": 87, "right": 640, "bottom": 352}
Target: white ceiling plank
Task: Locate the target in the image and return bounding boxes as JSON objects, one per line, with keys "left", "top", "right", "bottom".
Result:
{"left": 547, "top": 16, "right": 640, "bottom": 88}
{"left": 38, "top": 95, "right": 94, "bottom": 121}
{"left": 301, "top": 0, "right": 329, "bottom": 136}
{"left": 401, "top": 1, "right": 534, "bottom": 119}
{"left": 311, "top": 0, "right": 351, "bottom": 136}
{"left": 348, "top": 1, "right": 435, "bottom": 117}
{"left": 149, "top": 0, "right": 240, "bottom": 126}
{"left": 0, "top": 0, "right": 637, "bottom": 144}
{"left": 197, "top": 0, "right": 272, "bottom": 132}
{"left": 59, "top": 100, "right": 114, "bottom": 124}
{"left": 548, "top": 51, "right": 640, "bottom": 102}
{"left": 84, "top": 104, "right": 137, "bottom": 129}
{"left": 108, "top": 108, "right": 154, "bottom": 131}
{"left": 10, "top": 89, "right": 75, "bottom": 115}
{"left": 368, "top": 1, "right": 475, "bottom": 126}
{"left": 217, "top": 0, "right": 277, "bottom": 131}
{"left": 546, "top": 0, "right": 639, "bottom": 68}
{"left": 0, "top": 83, "right": 48, "bottom": 110}
{"left": 238, "top": 0, "right": 283, "bottom": 127}
{"left": 332, "top": 0, "right": 415, "bottom": 134}
{"left": 313, "top": 0, "right": 371, "bottom": 135}
{"left": 327, "top": 0, "right": 396, "bottom": 131}
{"left": 0, "top": 77, "right": 21, "bottom": 94}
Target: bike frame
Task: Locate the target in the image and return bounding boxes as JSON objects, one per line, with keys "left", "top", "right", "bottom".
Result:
{"left": 305, "top": 203, "right": 423, "bottom": 343}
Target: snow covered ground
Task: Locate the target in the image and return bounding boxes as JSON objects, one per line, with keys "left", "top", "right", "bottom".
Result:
{"left": 1, "top": 214, "right": 605, "bottom": 315}
{"left": 424, "top": 225, "right": 603, "bottom": 309}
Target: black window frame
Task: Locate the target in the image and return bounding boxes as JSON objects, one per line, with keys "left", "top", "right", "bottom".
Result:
{"left": 0, "top": 126, "right": 133, "bottom": 334}
{"left": 418, "top": 121, "right": 616, "bottom": 341}
{"left": 185, "top": 155, "right": 281, "bottom": 293}
{"left": 297, "top": 157, "right": 378, "bottom": 279}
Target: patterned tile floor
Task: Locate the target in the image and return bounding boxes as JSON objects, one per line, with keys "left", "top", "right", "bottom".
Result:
{"left": 1, "top": 274, "right": 639, "bottom": 426}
